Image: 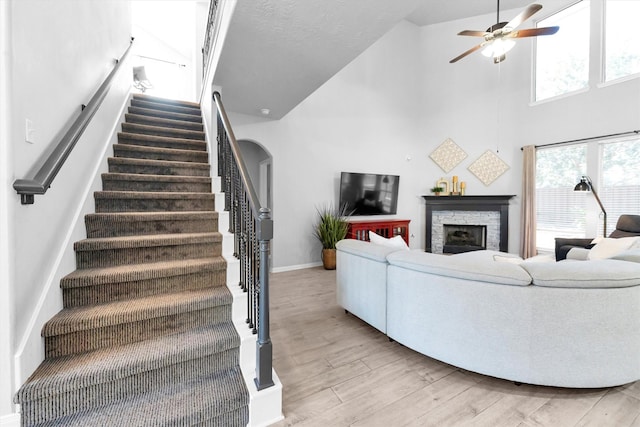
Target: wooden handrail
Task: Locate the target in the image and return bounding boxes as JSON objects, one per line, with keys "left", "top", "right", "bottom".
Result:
{"left": 13, "top": 38, "right": 134, "bottom": 205}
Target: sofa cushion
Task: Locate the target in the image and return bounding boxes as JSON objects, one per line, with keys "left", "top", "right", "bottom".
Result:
{"left": 386, "top": 250, "right": 532, "bottom": 286}
{"left": 588, "top": 237, "right": 640, "bottom": 260}
{"left": 521, "top": 259, "right": 640, "bottom": 288}
{"left": 611, "top": 248, "right": 640, "bottom": 263}
{"left": 368, "top": 231, "right": 409, "bottom": 250}
{"left": 336, "top": 239, "right": 400, "bottom": 263}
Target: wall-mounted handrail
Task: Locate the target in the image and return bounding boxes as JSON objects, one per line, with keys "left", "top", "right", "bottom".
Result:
{"left": 13, "top": 38, "right": 134, "bottom": 205}
{"left": 213, "top": 91, "right": 274, "bottom": 391}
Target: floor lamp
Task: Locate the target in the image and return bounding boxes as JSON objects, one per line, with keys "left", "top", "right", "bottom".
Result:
{"left": 574, "top": 176, "right": 607, "bottom": 237}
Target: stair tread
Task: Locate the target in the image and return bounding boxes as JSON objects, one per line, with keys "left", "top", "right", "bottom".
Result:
{"left": 95, "top": 190, "right": 214, "bottom": 199}
{"left": 117, "top": 132, "right": 207, "bottom": 150}
{"left": 125, "top": 113, "right": 203, "bottom": 130}
{"left": 86, "top": 210, "right": 218, "bottom": 220}
{"left": 43, "top": 287, "right": 232, "bottom": 336}
{"left": 127, "top": 106, "right": 202, "bottom": 123}
{"left": 102, "top": 173, "right": 211, "bottom": 183}
{"left": 130, "top": 99, "right": 202, "bottom": 117}
{"left": 74, "top": 232, "right": 222, "bottom": 251}
{"left": 31, "top": 366, "right": 248, "bottom": 427}
{"left": 107, "top": 157, "right": 209, "bottom": 169}
{"left": 122, "top": 123, "right": 205, "bottom": 140}
{"left": 114, "top": 143, "right": 208, "bottom": 157}
{"left": 17, "top": 322, "right": 239, "bottom": 400}
{"left": 62, "top": 257, "right": 226, "bottom": 288}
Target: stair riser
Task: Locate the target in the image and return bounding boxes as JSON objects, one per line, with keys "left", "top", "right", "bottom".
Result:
{"left": 118, "top": 133, "right": 207, "bottom": 152}
{"left": 76, "top": 242, "right": 222, "bottom": 269}
{"left": 107, "top": 159, "right": 210, "bottom": 177}
{"left": 130, "top": 99, "right": 201, "bottom": 117}
{"left": 125, "top": 113, "right": 203, "bottom": 131}
{"left": 20, "top": 348, "right": 240, "bottom": 426}
{"left": 95, "top": 196, "right": 215, "bottom": 213}
{"left": 121, "top": 123, "right": 205, "bottom": 141}
{"left": 86, "top": 217, "right": 217, "bottom": 238}
{"left": 128, "top": 106, "right": 202, "bottom": 123}
{"left": 44, "top": 304, "right": 232, "bottom": 358}
{"left": 101, "top": 179, "right": 211, "bottom": 193}
{"left": 113, "top": 145, "right": 209, "bottom": 163}
{"left": 63, "top": 269, "right": 226, "bottom": 308}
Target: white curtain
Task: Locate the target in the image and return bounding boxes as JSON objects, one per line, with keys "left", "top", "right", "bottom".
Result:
{"left": 520, "top": 145, "right": 537, "bottom": 258}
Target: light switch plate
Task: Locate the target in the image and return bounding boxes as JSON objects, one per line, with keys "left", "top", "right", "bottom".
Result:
{"left": 25, "top": 119, "right": 35, "bottom": 144}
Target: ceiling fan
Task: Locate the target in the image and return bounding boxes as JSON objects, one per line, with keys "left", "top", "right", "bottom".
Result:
{"left": 450, "top": 1, "right": 559, "bottom": 64}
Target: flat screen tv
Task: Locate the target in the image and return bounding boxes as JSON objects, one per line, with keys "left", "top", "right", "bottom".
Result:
{"left": 339, "top": 172, "right": 399, "bottom": 216}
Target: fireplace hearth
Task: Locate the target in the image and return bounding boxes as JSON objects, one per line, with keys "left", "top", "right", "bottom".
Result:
{"left": 443, "top": 224, "right": 486, "bottom": 254}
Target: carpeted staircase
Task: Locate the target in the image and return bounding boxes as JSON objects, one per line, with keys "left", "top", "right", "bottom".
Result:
{"left": 14, "top": 94, "right": 249, "bottom": 426}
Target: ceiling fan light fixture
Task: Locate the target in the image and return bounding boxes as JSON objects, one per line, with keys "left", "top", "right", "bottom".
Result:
{"left": 480, "top": 38, "right": 515, "bottom": 59}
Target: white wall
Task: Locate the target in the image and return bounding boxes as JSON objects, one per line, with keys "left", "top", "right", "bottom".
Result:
{"left": 229, "top": 1, "right": 640, "bottom": 270}
{"left": 230, "top": 21, "right": 424, "bottom": 269}
{"left": 4, "top": 0, "right": 132, "bottom": 418}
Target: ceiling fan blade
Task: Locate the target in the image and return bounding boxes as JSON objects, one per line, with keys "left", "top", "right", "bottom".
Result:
{"left": 506, "top": 3, "right": 543, "bottom": 30}
{"left": 510, "top": 26, "right": 560, "bottom": 38}
{"left": 457, "top": 30, "right": 489, "bottom": 37}
{"left": 449, "top": 43, "right": 484, "bottom": 63}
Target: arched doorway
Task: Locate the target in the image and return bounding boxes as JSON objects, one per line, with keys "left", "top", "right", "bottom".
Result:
{"left": 237, "top": 139, "right": 272, "bottom": 212}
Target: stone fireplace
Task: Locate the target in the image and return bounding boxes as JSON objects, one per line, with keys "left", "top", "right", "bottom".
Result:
{"left": 422, "top": 195, "right": 514, "bottom": 254}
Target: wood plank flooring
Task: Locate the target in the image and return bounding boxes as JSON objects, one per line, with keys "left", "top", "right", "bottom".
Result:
{"left": 269, "top": 267, "right": 640, "bottom": 427}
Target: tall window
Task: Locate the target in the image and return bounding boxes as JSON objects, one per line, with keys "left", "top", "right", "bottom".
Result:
{"left": 535, "top": 145, "right": 587, "bottom": 250}
{"left": 599, "top": 138, "right": 640, "bottom": 233}
{"left": 535, "top": 1, "right": 590, "bottom": 101}
{"left": 604, "top": 0, "right": 640, "bottom": 82}
{"left": 536, "top": 138, "right": 640, "bottom": 251}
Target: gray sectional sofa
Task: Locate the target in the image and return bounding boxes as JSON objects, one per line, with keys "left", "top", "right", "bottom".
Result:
{"left": 336, "top": 239, "right": 640, "bottom": 388}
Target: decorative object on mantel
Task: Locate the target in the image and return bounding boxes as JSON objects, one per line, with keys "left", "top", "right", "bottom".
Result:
{"left": 432, "top": 176, "right": 468, "bottom": 196}
{"left": 468, "top": 150, "right": 509, "bottom": 186}
{"left": 436, "top": 177, "right": 450, "bottom": 195}
{"left": 429, "top": 138, "right": 468, "bottom": 173}
{"left": 430, "top": 186, "right": 444, "bottom": 196}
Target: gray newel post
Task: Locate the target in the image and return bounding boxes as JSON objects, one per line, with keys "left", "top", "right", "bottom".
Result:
{"left": 255, "top": 207, "right": 274, "bottom": 390}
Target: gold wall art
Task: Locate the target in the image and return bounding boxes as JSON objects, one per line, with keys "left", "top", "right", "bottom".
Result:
{"left": 468, "top": 150, "right": 509, "bottom": 186}
{"left": 429, "top": 138, "right": 467, "bottom": 173}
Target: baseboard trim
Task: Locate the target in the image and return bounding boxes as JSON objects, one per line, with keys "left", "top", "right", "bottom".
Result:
{"left": 0, "top": 412, "right": 20, "bottom": 427}
{"left": 272, "top": 262, "right": 322, "bottom": 273}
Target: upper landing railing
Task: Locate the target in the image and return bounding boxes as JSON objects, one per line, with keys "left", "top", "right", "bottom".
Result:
{"left": 13, "top": 38, "right": 134, "bottom": 205}
{"left": 213, "top": 92, "right": 274, "bottom": 391}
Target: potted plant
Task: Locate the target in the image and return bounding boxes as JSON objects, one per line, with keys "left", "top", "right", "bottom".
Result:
{"left": 314, "top": 204, "right": 350, "bottom": 270}
{"left": 430, "top": 186, "right": 444, "bottom": 196}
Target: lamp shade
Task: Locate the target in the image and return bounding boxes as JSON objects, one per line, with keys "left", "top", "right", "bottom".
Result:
{"left": 574, "top": 178, "right": 591, "bottom": 192}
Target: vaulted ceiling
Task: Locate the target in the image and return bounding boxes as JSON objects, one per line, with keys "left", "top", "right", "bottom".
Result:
{"left": 213, "top": 0, "right": 534, "bottom": 119}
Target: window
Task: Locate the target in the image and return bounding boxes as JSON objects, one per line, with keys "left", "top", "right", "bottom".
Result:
{"left": 604, "top": 0, "right": 640, "bottom": 82}
{"left": 599, "top": 138, "right": 640, "bottom": 234}
{"left": 535, "top": 145, "right": 588, "bottom": 250}
{"left": 535, "top": 1, "right": 590, "bottom": 101}
{"left": 536, "top": 137, "right": 640, "bottom": 251}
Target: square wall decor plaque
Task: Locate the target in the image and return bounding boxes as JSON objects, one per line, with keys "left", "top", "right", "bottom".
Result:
{"left": 429, "top": 138, "right": 467, "bottom": 173}
{"left": 468, "top": 150, "right": 509, "bottom": 186}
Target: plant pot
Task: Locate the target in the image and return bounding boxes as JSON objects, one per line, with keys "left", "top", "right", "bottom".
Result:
{"left": 322, "top": 248, "right": 337, "bottom": 270}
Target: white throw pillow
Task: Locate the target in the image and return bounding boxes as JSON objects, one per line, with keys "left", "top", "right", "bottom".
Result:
{"left": 588, "top": 237, "right": 640, "bottom": 260}
{"left": 493, "top": 255, "right": 524, "bottom": 264}
{"left": 368, "top": 230, "right": 409, "bottom": 250}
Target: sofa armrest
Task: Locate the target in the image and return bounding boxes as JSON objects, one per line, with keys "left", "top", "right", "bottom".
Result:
{"left": 555, "top": 237, "right": 594, "bottom": 261}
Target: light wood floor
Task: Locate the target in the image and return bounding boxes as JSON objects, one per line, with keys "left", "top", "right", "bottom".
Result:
{"left": 269, "top": 267, "right": 640, "bottom": 427}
